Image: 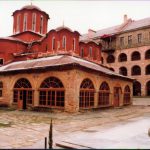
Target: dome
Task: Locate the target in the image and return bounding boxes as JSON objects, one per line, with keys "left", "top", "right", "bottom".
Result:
{"left": 20, "top": 4, "right": 41, "bottom": 11}
{"left": 55, "top": 26, "right": 73, "bottom": 32}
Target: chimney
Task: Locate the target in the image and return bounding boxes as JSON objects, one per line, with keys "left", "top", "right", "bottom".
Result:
{"left": 88, "top": 29, "right": 96, "bottom": 38}
{"left": 124, "top": 14, "right": 128, "bottom": 23}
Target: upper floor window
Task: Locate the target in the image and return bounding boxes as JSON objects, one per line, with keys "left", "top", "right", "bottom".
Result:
{"left": 128, "top": 35, "right": 132, "bottom": 46}
{"left": 17, "top": 14, "right": 21, "bottom": 32}
{"left": 120, "top": 37, "right": 124, "bottom": 46}
{"left": 62, "top": 36, "right": 66, "bottom": 49}
{"left": 0, "top": 59, "right": 4, "bottom": 65}
{"left": 73, "top": 38, "right": 76, "bottom": 51}
{"left": 0, "top": 81, "right": 3, "bottom": 97}
{"left": 137, "top": 33, "right": 142, "bottom": 43}
{"left": 145, "top": 49, "right": 150, "bottom": 59}
{"left": 118, "top": 53, "right": 127, "bottom": 62}
{"left": 32, "top": 13, "right": 36, "bottom": 32}
{"left": 23, "top": 13, "right": 28, "bottom": 31}
{"left": 89, "top": 47, "right": 92, "bottom": 57}
{"left": 131, "top": 65, "right": 141, "bottom": 76}
{"left": 52, "top": 37, "right": 55, "bottom": 50}
{"left": 40, "top": 15, "right": 43, "bottom": 34}
{"left": 80, "top": 48, "right": 84, "bottom": 57}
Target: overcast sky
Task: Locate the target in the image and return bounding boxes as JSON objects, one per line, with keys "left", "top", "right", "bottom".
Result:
{"left": 0, "top": 0, "right": 150, "bottom": 37}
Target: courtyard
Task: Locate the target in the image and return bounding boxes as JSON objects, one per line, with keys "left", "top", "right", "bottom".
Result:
{"left": 0, "top": 105, "right": 150, "bottom": 149}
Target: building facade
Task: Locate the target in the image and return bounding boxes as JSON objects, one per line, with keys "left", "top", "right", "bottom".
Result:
{"left": 81, "top": 15, "right": 150, "bottom": 97}
{"left": 0, "top": 5, "right": 133, "bottom": 112}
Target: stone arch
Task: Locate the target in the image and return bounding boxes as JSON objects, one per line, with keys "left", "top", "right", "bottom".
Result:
{"left": 145, "top": 49, "right": 150, "bottom": 59}
{"left": 131, "top": 51, "right": 141, "bottom": 61}
{"left": 131, "top": 65, "right": 141, "bottom": 75}
{"left": 119, "top": 66, "right": 127, "bottom": 76}
{"left": 146, "top": 80, "right": 150, "bottom": 96}
{"left": 107, "top": 54, "right": 115, "bottom": 63}
{"left": 145, "top": 64, "right": 150, "bottom": 75}
{"left": 118, "top": 53, "right": 127, "bottom": 62}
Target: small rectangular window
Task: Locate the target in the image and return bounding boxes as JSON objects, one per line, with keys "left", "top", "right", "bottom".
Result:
{"left": 0, "top": 59, "right": 3, "bottom": 65}
{"left": 120, "top": 37, "right": 124, "bottom": 46}
{"left": 128, "top": 35, "right": 132, "bottom": 45}
{"left": 137, "top": 33, "right": 142, "bottom": 43}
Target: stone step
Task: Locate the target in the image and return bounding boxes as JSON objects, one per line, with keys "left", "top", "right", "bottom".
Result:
{"left": 55, "top": 141, "right": 93, "bottom": 149}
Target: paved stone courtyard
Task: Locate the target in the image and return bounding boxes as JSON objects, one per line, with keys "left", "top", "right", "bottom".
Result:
{"left": 0, "top": 105, "right": 150, "bottom": 149}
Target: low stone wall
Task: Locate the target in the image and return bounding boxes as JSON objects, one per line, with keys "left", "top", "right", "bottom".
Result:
{"left": 133, "top": 97, "right": 150, "bottom": 106}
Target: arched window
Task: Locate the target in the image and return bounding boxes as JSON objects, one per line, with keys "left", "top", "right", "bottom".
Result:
{"left": 131, "top": 65, "right": 141, "bottom": 75}
{"left": 146, "top": 81, "right": 150, "bottom": 96}
{"left": 32, "top": 13, "right": 36, "bottom": 32}
{"left": 62, "top": 36, "right": 66, "bottom": 49}
{"left": 79, "top": 79, "right": 95, "bottom": 108}
{"left": 80, "top": 48, "right": 84, "bottom": 57}
{"left": 0, "top": 81, "right": 3, "bottom": 97}
{"left": 73, "top": 38, "right": 76, "bottom": 51}
{"left": 107, "top": 55, "right": 115, "bottom": 63}
{"left": 98, "top": 82, "right": 110, "bottom": 107}
{"left": 17, "top": 14, "right": 21, "bottom": 32}
{"left": 145, "top": 49, "right": 150, "bottom": 59}
{"left": 13, "top": 78, "right": 33, "bottom": 107}
{"left": 39, "top": 77, "right": 65, "bottom": 108}
{"left": 145, "top": 64, "right": 150, "bottom": 75}
{"left": 119, "top": 67, "right": 127, "bottom": 76}
{"left": 131, "top": 51, "right": 141, "bottom": 61}
{"left": 89, "top": 47, "right": 92, "bottom": 57}
{"left": 133, "top": 81, "right": 141, "bottom": 96}
{"left": 40, "top": 15, "right": 43, "bottom": 34}
{"left": 52, "top": 37, "right": 55, "bottom": 50}
{"left": 118, "top": 53, "right": 127, "bottom": 62}
{"left": 123, "top": 85, "right": 131, "bottom": 105}
{"left": 23, "top": 13, "right": 28, "bottom": 31}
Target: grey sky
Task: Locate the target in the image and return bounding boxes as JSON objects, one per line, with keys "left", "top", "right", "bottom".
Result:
{"left": 0, "top": 0, "right": 150, "bottom": 37}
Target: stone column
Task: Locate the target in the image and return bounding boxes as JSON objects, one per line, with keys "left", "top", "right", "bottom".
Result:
{"left": 33, "top": 89, "right": 39, "bottom": 106}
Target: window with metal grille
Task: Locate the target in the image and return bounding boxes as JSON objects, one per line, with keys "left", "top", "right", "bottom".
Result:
{"left": 123, "top": 85, "right": 131, "bottom": 105}
{"left": 98, "top": 82, "right": 110, "bottom": 107}
{"left": 79, "top": 79, "right": 95, "bottom": 108}
{"left": 131, "top": 65, "right": 141, "bottom": 75}
{"left": 131, "top": 51, "right": 141, "bottom": 61}
{"left": 118, "top": 53, "right": 127, "bottom": 62}
{"left": 39, "top": 77, "right": 65, "bottom": 108}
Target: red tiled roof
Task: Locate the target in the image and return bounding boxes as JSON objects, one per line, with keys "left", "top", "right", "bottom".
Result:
{"left": 0, "top": 54, "right": 133, "bottom": 81}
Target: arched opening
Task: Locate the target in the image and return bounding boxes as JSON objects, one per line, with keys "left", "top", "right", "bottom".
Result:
{"left": 145, "top": 49, "right": 150, "bottom": 59}
{"left": 62, "top": 36, "right": 66, "bottom": 49}
{"left": 131, "top": 51, "right": 141, "bottom": 61}
{"left": 119, "top": 67, "right": 127, "bottom": 76}
{"left": 98, "top": 82, "right": 110, "bottom": 107}
{"left": 146, "top": 81, "right": 150, "bottom": 96}
{"left": 123, "top": 85, "right": 131, "bottom": 105}
{"left": 133, "top": 81, "right": 141, "bottom": 96}
{"left": 107, "top": 55, "right": 115, "bottom": 63}
{"left": 145, "top": 64, "right": 150, "bottom": 75}
{"left": 39, "top": 77, "right": 65, "bottom": 108}
{"left": 118, "top": 53, "right": 127, "bottom": 62}
{"left": 131, "top": 65, "right": 141, "bottom": 75}
{"left": 79, "top": 79, "right": 95, "bottom": 108}
{"left": 13, "top": 78, "right": 33, "bottom": 109}
{"left": 109, "top": 68, "right": 114, "bottom": 71}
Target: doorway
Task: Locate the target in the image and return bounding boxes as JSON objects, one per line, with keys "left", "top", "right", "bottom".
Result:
{"left": 114, "top": 87, "right": 121, "bottom": 107}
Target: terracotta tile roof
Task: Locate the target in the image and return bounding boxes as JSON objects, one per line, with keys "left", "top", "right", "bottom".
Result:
{"left": 0, "top": 54, "right": 133, "bottom": 81}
